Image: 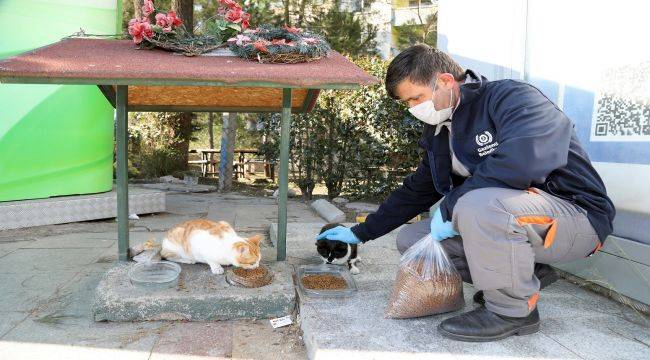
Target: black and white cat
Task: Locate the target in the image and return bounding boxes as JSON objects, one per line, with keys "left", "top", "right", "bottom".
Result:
{"left": 315, "top": 223, "right": 361, "bottom": 274}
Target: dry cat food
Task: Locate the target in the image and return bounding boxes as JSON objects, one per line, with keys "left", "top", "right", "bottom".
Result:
{"left": 385, "top": 235, "right": 464, "bottom": 319}
{"left": 228, "top": 265, "right": 272, "bottom": 288}
{"left": 233, "top": 266, "right": 268, "bottom": 279}
{"left": 301, "top": 274, "right": 348, "bottom": 290}
{"left": 385, "top": 261, "right": 463, "bottom": 318}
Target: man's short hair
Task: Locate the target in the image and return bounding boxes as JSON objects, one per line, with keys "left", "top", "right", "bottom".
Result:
{"left": 385, "top": 44, "right": 465, "bottom": 100}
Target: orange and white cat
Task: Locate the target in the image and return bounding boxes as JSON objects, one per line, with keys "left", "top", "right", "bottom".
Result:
{"left": 160, "top": 219, "right": 262, "bottom": 275}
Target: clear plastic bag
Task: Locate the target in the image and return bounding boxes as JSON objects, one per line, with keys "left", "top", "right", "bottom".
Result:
{"left": 385, "top": 234, "right": 464, "bottom": 318}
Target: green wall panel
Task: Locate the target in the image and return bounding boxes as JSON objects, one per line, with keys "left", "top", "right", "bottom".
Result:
{"left": 0, "top": 0, "right": 118, "bottom": 202}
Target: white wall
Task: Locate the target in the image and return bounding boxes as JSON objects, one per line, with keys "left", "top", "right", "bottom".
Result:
{"left": 437, "top": 0, "right": 650, "bottom": 215}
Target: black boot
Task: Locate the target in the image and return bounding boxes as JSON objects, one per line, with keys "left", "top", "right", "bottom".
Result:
{"left": 473, "top": 264, "right": 558, "bottom": 305}
{"left": 438, "top": 307, "right": 540, "bottom": 342}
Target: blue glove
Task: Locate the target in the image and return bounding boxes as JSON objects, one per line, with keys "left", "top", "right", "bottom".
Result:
{"left": 430, "top": 208, "right": 459, "bottom": 241}
{"left": 315, "top": 226, "right": 361, "bottom": 244}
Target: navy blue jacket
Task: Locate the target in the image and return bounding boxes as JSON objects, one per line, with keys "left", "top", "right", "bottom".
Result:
{"left": 351, "top": 70, "right": 615, "bottom": 244}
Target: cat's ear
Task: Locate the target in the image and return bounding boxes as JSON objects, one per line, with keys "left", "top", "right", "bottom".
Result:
{"left": 247, "top": 234, "right": 263, "bottom": 246}
{"left": 234, "top": 242, "right": 248, "bottom": 254}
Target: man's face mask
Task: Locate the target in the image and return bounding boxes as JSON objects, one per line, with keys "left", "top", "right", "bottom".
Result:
{"left": 408, "top": 78, "right": 454, "bottom": 126}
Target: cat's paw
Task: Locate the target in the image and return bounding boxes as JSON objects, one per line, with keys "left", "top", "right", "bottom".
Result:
{"left": 350, "top": 266, "right": 360, "bottom": 275}
{"left": 209, "top": 264, "right": 225, "bottom": 275}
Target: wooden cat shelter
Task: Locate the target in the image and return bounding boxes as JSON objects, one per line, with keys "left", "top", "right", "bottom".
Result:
{"left": 0, "top": 38, "right": 378, "bottom": 261}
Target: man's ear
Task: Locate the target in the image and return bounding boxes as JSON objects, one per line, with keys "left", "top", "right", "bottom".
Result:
{"left": 438, "top": 72, "right": 456, "bottom": 87}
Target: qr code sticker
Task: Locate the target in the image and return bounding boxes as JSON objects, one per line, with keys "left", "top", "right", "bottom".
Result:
{"left": 590, "top": 61, "right": 650, "bottom": 142}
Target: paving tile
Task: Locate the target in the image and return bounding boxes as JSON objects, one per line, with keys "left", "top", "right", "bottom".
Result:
{"left": 0, "top": 248, "right": 105, "bottom": 273}
{"left": 231, "top": 319, "right": 306, "bottom": 360}
{"left": 150, "top": 322, "right": 232, "bottom": 358}
{"left": 541, "top": 315, "right": 650, "bottom": 360}
{"left": 30, "top": 270, "right": 105, "bottom": 320}
{"left": 0, "top": 341, "right": 151, "bottom": 360}
{"left": 0, "top": 239, "right": 33, "bottom": 258}
{"left": 21, "top": 232, "right": 115, "bottom": 249}
{"left": 0, "top": 311, "right": 29, "bottom": 338}
{"left": 163, "top": 194, "right": 210, "bottom": 215}
{"left": 0, "top": 271, "right": 79, "bottom": 312}
{"left": 2, "top": 313, "right": 163, "bottom": 352}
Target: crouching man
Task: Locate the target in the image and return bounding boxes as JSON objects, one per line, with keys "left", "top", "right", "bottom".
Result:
{"left": 317, "top": 44, "right": 615, "bottom": 342}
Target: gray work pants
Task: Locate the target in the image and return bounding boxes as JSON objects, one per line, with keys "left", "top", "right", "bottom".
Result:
{"left": 395, "top": 187, "right": 600, "bottom": 317}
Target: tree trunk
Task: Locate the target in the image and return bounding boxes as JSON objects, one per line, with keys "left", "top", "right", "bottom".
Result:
{"left": 208, "top": 112, "right": 215, "bottom": 149}
{"left": 219, "top": 113, "right": 238, "bottom": 191}
{"left": 170, "top": 0, "right": 194, "bottom": 171}
{"left": 297, "top": 0, "right": 308, "bottom": 27}
{"left": 133, "top": 0, "right": 142, "bottom": 18}
{"left": 172, "top": 0, "right": 194, "bottom": 34}
{"left": 283, "top": 0, "right": 291, "bottom": 26}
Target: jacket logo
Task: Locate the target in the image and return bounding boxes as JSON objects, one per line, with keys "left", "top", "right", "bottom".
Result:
{"left": 475, "top": 131, "right": 493, "bottom": 146}
{"left": 476, "top": 131, "right": 499, "bottom": 157}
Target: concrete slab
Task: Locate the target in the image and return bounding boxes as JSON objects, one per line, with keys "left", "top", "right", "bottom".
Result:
{"left": 140, "top": 183, "right": 217, "bottom": 193}
{"left": 344, "top": 202, "right": 379, "bottom": 213}
{"left": 310, "top": 199, "right": 346, "bottom": 223}
{"left": 93, "top": 261, "right": 296, "bottom": 322}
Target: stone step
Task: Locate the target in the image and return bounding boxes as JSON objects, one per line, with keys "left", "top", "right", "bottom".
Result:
{"left": 92, "top": 261, "right": 295, "bottom": 322}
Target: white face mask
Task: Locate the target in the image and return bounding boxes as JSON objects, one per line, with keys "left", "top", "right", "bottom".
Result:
{"left": 408, "top": 79, "right": 454, "bottom": 126}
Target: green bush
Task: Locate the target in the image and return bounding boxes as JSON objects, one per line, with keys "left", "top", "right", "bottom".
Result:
{"left": 136, "top": 148, "right": 184, "bottom": 179}
{"left": 258, "top": 56, "right": 423, "bottom": 200}
{"left": 126, "top": 112, "right": 189, "bottom": 179}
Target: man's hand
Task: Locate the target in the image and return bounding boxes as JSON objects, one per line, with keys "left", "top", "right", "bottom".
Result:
{"left": 430, "top": 208, "right": 459, "bottom": 241}
{"left": 315, "top": 226, "right": 361, "bottom": 245}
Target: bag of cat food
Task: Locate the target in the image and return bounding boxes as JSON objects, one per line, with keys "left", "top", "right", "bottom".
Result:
{"left": 385, "top": 234, "right": 464, "bottom": 319}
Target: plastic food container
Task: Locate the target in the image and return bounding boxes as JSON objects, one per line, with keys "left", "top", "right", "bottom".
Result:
{"left": 129, "top": 260, "right": 181, "bottom": 290}
{"left": 296, "top": 264, "right": 358, "bottom": 298}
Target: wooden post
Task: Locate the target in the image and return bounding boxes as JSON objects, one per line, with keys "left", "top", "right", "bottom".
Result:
{"left": 219, "top": 112, "right": 237, "bottom": 191}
